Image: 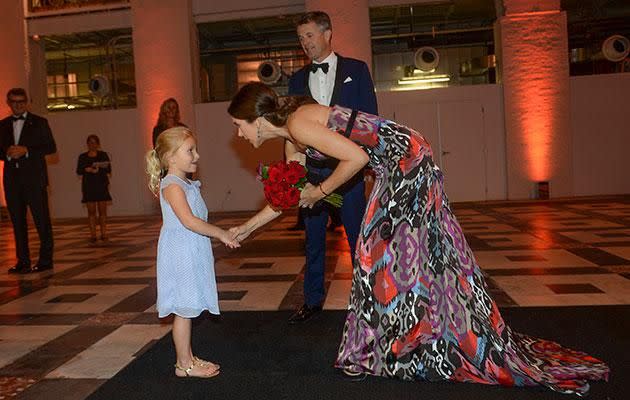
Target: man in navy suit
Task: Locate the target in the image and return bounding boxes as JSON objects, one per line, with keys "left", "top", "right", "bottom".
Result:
{"left": 287, "top": 11, "right": 378, "bottom": 323}
{"left": 0, "top": 88, "right": 57, "bottom": 274}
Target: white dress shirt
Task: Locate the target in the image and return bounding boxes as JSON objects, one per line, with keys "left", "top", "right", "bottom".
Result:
{"left": 308, "top": 52, "right": 338, "bottom": 106}
{"left": 12, "top": 112, "right": 27, "bottom": 145}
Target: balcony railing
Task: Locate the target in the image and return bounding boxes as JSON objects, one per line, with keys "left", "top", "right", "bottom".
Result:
{"left": 28, "top": 0, "right": 129, "bottom": 14}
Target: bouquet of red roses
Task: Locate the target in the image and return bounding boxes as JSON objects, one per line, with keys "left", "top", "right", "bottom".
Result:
{"left": 257, "top": 161, "right": 343, "bottom": 209}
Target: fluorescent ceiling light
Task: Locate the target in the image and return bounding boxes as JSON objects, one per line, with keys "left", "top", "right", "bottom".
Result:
{"left": 398, "top": 74, "right": 450, "bottom": 85}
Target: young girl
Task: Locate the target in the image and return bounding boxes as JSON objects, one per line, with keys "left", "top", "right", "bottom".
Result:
{"left": 145, "top": 126, "right": 239, "bottom": 378}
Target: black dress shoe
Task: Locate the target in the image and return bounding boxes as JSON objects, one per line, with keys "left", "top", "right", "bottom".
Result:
{"left": 8, "top": 264, "right": 31, "bottom": 274}
{"left": 31, "top": 263, "right": 53, "bottom": 272}
{"left": 288, "top": 304, "right": 322, "bottom": 324}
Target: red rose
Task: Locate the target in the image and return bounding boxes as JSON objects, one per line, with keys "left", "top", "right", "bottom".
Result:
{"left": 285, "top": 161, "right": 306, "bottom": 185}
{"left": 268, "top": 166, "right": 284, "bottom": 183}
{"left": 287, "top": 161, "right": 306, "bottom": 178}
{"left": 285, "top": 186, "right": 301, "bottom": 207}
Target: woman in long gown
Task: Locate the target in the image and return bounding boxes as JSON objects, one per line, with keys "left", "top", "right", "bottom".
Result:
{"left": 227, "top": 82, "right": 609, "bottom": 396}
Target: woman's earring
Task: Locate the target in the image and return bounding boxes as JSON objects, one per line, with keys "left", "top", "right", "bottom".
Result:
{"left": 256, "top": 122, "right": 262, "bottom": 141}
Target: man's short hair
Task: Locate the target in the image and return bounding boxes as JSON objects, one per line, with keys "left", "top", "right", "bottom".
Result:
{"left": 7, "top": 88, "right": 28, "bottom": 100}
{"left": 296, "top": 11, "right": 332, "bottom": 32}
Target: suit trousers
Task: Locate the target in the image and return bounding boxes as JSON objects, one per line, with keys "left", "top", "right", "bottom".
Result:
{"left": 4, "top": 172, "right": 54, "bottom": 266}
{"left": 303, "top": 165, "right": 366, "bottom": 307}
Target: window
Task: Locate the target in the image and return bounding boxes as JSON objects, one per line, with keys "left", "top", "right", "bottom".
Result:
{"left": 42, "top": 28, "right": 135, "bottom": 112}
{"left": 198, "top": 15, "right": 308, "bottom": 102}
{"left": 370, "top": 3, "right": 497, "bottom": 91}
{"left": 563, "top": 0, "right": 630, "bottom": 76}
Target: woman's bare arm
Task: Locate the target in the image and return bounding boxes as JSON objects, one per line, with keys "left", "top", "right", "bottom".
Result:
{"left": 288, "top": 104, "right": 369, "bottom": 207}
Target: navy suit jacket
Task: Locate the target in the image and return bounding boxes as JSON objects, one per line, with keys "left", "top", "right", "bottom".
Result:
{"left": 0, "top": 112, "right": 57, "bottom": 187}
{"left": 288, "top": 53, "right": 378, "bottom": 115}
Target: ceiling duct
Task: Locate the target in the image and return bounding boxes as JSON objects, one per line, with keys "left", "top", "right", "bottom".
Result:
{"left": 414, "top": 47, "right": 439, "bottom": 72}
{"left": 601, "top": 35, "right": 630, "bottom": 62}
{"left": 257, "top": 60, "right": 282, "bottom": 84}
{"left": 88, "top": 75, "right": 110, "bottom": 97}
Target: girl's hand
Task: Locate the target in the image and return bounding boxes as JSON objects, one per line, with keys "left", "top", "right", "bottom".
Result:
{"left": 299, "top": 183, "right": 325, "bottom": 209}
{"left": 219, "top": 229, "right": 240, "bottom": 249}
{"left": 229, "top": 225, "right": 253, "bottom": 242}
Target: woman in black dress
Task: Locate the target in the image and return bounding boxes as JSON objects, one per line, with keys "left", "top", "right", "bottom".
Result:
{"left": 76, "top": 134, "right": 112, "bottom": 242}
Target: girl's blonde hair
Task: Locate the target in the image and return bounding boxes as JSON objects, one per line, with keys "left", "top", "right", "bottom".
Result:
{"left": 145, "top": 126, "right": 195, "bottom": 195}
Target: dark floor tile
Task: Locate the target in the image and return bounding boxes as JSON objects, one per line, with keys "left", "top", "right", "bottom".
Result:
{"left": 0, "top": 314, "right": 92, "bottom": 326}
{"left": 58, "top": 278, "right": 154, "bottom": 286}
{"left": 46, "top": 293, "right": 97, "bottom": 303}
{"left": 483, "top": 237, "right": 512, "bottom": 243}
{"left": 117, "top": 265, "right": 152, "bottom": 272}
{"left": 239, "top": 262, "right": 273, "bottom": 269}
{"left": 484, "top": 267, "right": 612, "bottom": 276}
{"left": 218, "top": 290, "right": 247, "bottom": 301}
{"left": 128, "top": 313, "right": 162, "bottom": 325}
{"left": 0, "top": 325, "right": 120, "bottom": 377}
{"left": 546, "top": 283, "right": 605, "bottom": 294}
{"left": 596, "top": 232, "right": 630, "bottom": 238}
{"left": 505, "top": 255, "right": 548, "bottom": 262}
{"left": 568, "top": 247, "right": 630, "bottom": 266}
{"left": 106, "top": 286, "right": 156, "bottom": 313}
{"left": 216, "top": 274, "right": 296, "bottom": 283}
{"left": 560, "top": 221, "right": 588, "bottom": 226}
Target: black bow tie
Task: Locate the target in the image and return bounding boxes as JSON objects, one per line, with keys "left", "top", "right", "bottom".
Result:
{"left": 12, "top": 115, "right": 25, "bottom": 121}
{"left": 309, "top": 63, "right": 329, "bottom": 74}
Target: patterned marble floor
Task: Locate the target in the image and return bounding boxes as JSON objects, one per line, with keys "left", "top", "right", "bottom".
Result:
{"left": 1, "top": 196, "right": 630, "bottom": 399}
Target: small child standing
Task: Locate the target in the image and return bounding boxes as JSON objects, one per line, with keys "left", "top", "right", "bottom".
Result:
{"left": 145, "top": 127, "right": 239, "bottom": 378}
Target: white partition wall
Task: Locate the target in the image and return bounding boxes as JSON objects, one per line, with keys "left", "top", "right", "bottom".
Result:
{"left": 571, "top": 73, "right": 630, "bottom": 196}
{"left": 46, "top": 109, "right": 144, "bottom": 218}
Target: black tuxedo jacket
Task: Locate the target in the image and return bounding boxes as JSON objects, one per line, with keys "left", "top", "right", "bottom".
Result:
{"left": 0, "top": 112, "right": 57, "bottom": 187}
{"left": 288, "top": 53, "right": 378, "bottom": 115}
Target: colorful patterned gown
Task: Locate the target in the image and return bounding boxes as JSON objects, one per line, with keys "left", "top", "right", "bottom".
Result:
{"left": 326, "top": 105, "right": 609, "bottom": 396}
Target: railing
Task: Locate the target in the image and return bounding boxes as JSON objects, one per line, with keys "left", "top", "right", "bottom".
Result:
{"left": 28, "top": 0, "right": 129, "bottom": 14}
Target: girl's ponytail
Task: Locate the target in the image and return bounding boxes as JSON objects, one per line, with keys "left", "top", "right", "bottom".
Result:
{"left": 145, "top": 148, "right": 163, "bottom": 196}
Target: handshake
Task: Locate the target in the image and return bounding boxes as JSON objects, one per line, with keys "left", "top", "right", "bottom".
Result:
{"left": 215, "top": 223, "right": 254, "bottom": 249}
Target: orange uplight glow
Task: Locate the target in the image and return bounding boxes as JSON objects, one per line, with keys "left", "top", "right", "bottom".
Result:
{"left": 502, "top": 9, "right": 568, "bottom": 185}
{"left": 520, "top": 90, "right": 552, "bottom": 182}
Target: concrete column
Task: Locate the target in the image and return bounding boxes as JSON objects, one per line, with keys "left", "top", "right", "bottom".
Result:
{"left": 131, "top": 0, "right": 198, "bottom": 212}
{"left": 0, "top": 0, "right": 29, "bottom": 207}
{"left": 305, "top": 0, "right": 372, "bottom": 70}
{"left": 498, "top": 0, "right": 572, "bottom": 198}
{"left": 27, "top": 37, "right": 48, "bottom": 115}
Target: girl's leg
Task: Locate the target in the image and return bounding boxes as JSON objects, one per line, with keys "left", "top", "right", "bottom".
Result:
{"left": 97, "top": 201, "right": 108, "bottom": 240}
{"left": 86, "top": 202, "right": 97, "bottom": 241}
{"left": 172, "top": 316, "right": 218, "bottom": 377}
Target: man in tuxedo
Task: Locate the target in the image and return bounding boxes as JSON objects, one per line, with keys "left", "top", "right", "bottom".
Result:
{"left": 0, "top": 88, "right": 57, "bottom": 274}
{"left": 287, "top": 11, "right": 378, "bottom": 323}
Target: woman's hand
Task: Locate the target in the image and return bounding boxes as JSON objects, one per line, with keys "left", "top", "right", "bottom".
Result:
{"left": 299, "top": 183, "right": 325, "bottom": 209}
{"left": 218, "top": 229, "right": 241, "bottom": 249}
{"left": 229, "top": 224, "right": 254, "bottom": 242}
{"left": 85, "top": 166, "right": 98, "bottom": 173}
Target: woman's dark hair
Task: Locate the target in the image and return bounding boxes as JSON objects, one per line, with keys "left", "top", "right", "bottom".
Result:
{"left": 86, "top": 134, "right": 100, "bottom": 145}
{"left": 228, "top": 82, "right": 316, "bottom": 127}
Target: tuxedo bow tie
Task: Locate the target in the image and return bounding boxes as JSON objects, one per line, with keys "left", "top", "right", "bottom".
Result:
{"left": 309, "top": 63, "right": 329, "bottom": 74}
{"left": 12, "top": 115, "right": 25, "bottom": 121}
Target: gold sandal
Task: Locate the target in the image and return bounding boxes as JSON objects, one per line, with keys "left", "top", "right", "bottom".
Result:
{"left": 174, "top": 362, "right": 220, "bottom": 378}
{"left": 193, "top": 356, "right": 220, "bottom": 370}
